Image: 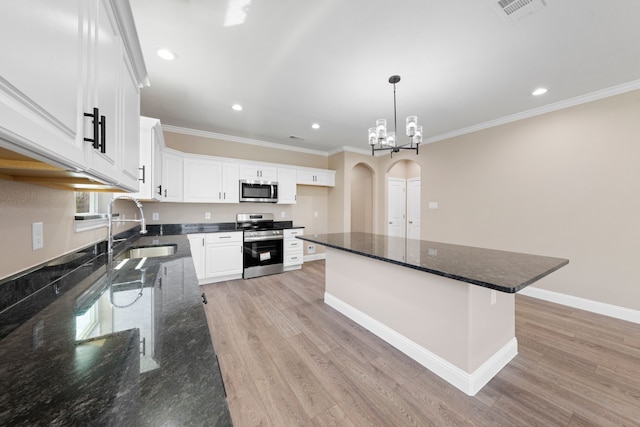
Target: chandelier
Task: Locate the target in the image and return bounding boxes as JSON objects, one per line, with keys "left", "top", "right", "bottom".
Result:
{"left": 368, "top": 75, "right": 422, "bottom": 156}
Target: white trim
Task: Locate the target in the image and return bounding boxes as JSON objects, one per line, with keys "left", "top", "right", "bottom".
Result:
{"left": 162, "top": 124, "right": 330, "bottom": 157}
{"left": 304, "top": 253, "right": 325, "bottom": 263}
{"left": 424, "top": 79, "right": 640, "bottom": 145}
{"left": 324, "top": 292, "right": 518, "bottom": 396}
{"left": 74, "top": 217, "right": 108, "bottom": 232}
{"left": 519, "top": 287, "right": 640, "bottom": 325}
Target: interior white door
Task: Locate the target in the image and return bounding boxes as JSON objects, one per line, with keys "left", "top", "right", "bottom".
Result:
{"left": 387, "top": 178, "right": 406, "bottom": 238}
{"left": 407, "top": 178, "right": 421, "bottom": 240}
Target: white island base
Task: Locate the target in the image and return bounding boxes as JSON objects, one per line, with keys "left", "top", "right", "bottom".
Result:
{"left": 324, "top": 247, "right": 518, "bottom": 396}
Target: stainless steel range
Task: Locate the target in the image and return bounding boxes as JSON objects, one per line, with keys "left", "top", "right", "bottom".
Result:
{"left": 236, "top": 213, "right": 284, "bottom": 279}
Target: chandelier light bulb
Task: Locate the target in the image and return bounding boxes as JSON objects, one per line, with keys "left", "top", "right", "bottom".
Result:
{"left": 376, "top": 119, "right": 387, "bottom": 139}
{"left": 368, "top": 127, "right": 377, "bottom": 145}
{"left": 406, "top": 116, "right": 417, "bottom": 137}
{"left": 386, "top": 131, "right": 396, "bottom": 147}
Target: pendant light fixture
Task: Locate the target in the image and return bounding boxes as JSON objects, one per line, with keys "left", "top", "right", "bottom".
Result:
{"left": 368, "top": 75, "right": 422, "bottom": 156}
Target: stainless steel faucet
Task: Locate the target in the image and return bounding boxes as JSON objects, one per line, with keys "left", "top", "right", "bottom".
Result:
{"left": 108, "top": 195, "right": 148, "bottom": 253}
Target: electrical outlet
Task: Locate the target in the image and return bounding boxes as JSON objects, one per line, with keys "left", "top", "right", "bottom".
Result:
{"left": 307, "top": 244, "right": 315, "bottom": 254}
{"left": 205, "top": 212, "right": 211, "bottom": 220}
{"left": 491, "top": 290, "right": 497, "bottom": 305}
{"left": 314, "top": 211, "right": 318, "bottom": 218}
{"left": 32, "top": 222, "right": 43, "bottom": 250}
{"left": 428, "top": 202, "right": 438, "bottom": 209}
{"left": 152, "top": 212, "right": 159, "bottom": 221}
{"left": 280, "top": 211, "right": 286, "bottom": 218}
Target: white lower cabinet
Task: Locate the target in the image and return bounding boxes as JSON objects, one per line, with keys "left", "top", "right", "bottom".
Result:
{"left": 188, "top": 232, "right": 243, "bottom": 284}
{"left": 284, "top": 228, "right": 304, "bottom": 271}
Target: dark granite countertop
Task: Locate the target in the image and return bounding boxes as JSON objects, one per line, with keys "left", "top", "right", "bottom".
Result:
{"left": 0, "top": 229, "right": 232, "bottom": 426}
{"left": 298, "top": 232, "right": 568, "bottom": 293}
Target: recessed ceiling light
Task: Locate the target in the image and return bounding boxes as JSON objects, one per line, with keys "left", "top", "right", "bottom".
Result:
{"left": 232, "top": 104, "right": 243, "bottom": 111}
{"left": 532, "top": 87, "right": 548, "bottom": 96}
{"left": 157, "top": 48, "right": 177, "bottom": 61}
{"left": 311, "top": 123, "right": 320, "bottom": 129}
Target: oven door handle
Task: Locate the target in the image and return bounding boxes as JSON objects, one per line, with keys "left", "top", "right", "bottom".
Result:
{"left": 244, "top": 235, "right": 284, "bottom": 242}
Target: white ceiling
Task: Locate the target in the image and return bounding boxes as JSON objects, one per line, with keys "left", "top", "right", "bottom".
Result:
{"left": 129, "top": 0, "right": 640, "bottom": 154}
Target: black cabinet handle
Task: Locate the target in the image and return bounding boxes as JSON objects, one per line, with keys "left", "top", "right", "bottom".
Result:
{"left": 157, "top": 184, "right": 162, "bottom": 196}
{"left": 139, "top": 165, "right": 146, "bottom": 183}
{"left": 164, "top": 189, "right": 167, "bottom": 197}
{"left": 98, "top": 115, "right": 106, "bottom": 153}
{"left": 83, "top": 107, "right": 99, "bottom": 149}
{"left": 201, "top": 293, "right": 208, "bottom": 304}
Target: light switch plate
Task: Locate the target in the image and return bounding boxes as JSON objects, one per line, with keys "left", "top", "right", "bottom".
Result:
{"left": 32, "top": 222, "right": 43, "bottom": 250}
{"left": 152, "top": 212, "right": 159, "bottom": 221}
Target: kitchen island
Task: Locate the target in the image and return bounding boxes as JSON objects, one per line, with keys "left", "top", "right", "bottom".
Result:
{"left": 0, "top": 226, "right": 232, "bottom": 426}
{"left": 297, "top": 232, "right": 568, "bottom": 395}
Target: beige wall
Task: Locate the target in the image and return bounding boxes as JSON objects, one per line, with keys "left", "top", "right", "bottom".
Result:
{"left": 0, "top": 181, "right": 139, "bottom": 280}
{"left": 330, "top": 90, "right": 640, "bottom": 311}
{"left": 350, "top": 163, "right": 374, "bottom": 233}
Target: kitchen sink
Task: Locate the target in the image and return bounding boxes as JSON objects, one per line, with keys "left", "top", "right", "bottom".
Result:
{"left": 120, "top": 244, "right": 177, "bottom": 259}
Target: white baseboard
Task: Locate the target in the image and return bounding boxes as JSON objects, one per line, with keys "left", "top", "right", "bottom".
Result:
{"left": 304, "top": 253, "right": 326, "bottom": 262}
{"left": 519, "top": 287, "right": 640, "bottom": 325}
{"left": 324, "top": 292, "right": 518, "bottom": 396}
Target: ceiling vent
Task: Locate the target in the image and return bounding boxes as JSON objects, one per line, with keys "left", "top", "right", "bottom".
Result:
{"left": 489, "top": 0, "right": 547, "bottom": 24}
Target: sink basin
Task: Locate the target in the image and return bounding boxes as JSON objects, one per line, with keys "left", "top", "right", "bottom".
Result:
{"left": 120, "top": 244, "right": 177, "bottom": 259}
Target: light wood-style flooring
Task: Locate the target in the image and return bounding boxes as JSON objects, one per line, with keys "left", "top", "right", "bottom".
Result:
{"left": 201, "top": 261, "right": 640, "bottom": 426}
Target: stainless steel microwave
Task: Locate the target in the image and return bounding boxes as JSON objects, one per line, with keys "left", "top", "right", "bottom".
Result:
{"left": 239, "top": 180, "right": 278, "bottom": 203}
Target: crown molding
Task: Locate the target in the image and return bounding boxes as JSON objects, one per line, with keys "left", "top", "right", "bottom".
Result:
{"left": 161, "top": 125, "right": 330, "bottom": 157}
{"left": 424, "top": 79, "right": 640, "bottom": 145}
{"left": 162, "top": 80, "right": 640, "bottom": 155}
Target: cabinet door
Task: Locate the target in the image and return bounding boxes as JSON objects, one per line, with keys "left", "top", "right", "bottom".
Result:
{"left": 134, "top": 117, "right": 163, "bottom": 200}
{"left": 205, "top": 243, "right": 243, "bottom": 278}
{"left": 117, "top": 55, "right": 141, "bottom": 191}
{"left": 162, "top": 149, "right": 183, "bottom": 202}
{"left": 187, "top": 234, "right": 206, "bottom": 279}
{"left": 239, "top": 164, "right": 277, "bottom": 181}
{"left": 183, "top": 157, "right": 222, "bottom": 202}
{"left": 151, "top": 124, "right": 164, "bottom": 200}
{"left": 297, "top": 169, "right": 335, "bottom": 187}
{"left": 84, "top": 0, "right": 121, "bottom": 181}
{"left": 277, "top": 168, "right": 297, "bottom": 204}
{"left": 0, "top": 0, "right": 86, "bottom": 167}
{"left": 221, "top": 162, "right": 240, "bottom": 203}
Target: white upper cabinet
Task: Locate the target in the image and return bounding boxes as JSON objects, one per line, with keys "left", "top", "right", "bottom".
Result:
{"left": 221, "top": 162, "right": 240, "bottom": 203}
{"left": 0, "top": 0, "right": 87, "bottom": 168}
{"left": 277, "top": 168, "right": 297, "bottom": 204}
{"left": 183, "top": 156, "right": 222, "bottom": 203}
{"left": 297, "top": 168, "right": 335, "bottom": 187}
{"left": 0, "top": 0, "right": 148, "bottom": 190}
{"left": 183, "top": 155, "right": 240, "bottom": 203}
{"left": 162, "top": 148, "right": 184, "bottom": 202}
{"left": 132, "top": 117, "right": 164, "bottom": 200}
{"left": 239, "top": 163, "right": 278, "bottom": 181}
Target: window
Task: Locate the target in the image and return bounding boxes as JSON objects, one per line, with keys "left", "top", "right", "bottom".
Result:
{"left": 74, "top": 192, "right": 112, "bottom": 231}
{"left": 75, "top": 191, "right": 98, "bottom": 215}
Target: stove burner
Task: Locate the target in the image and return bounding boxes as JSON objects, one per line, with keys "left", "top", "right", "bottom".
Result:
{"left": 236, "top": 213, "right": 275, "bottom": 231}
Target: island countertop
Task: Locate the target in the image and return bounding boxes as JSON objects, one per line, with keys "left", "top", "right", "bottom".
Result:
{"left": 297, "top": 232, "right": 568, "bottom": 293}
